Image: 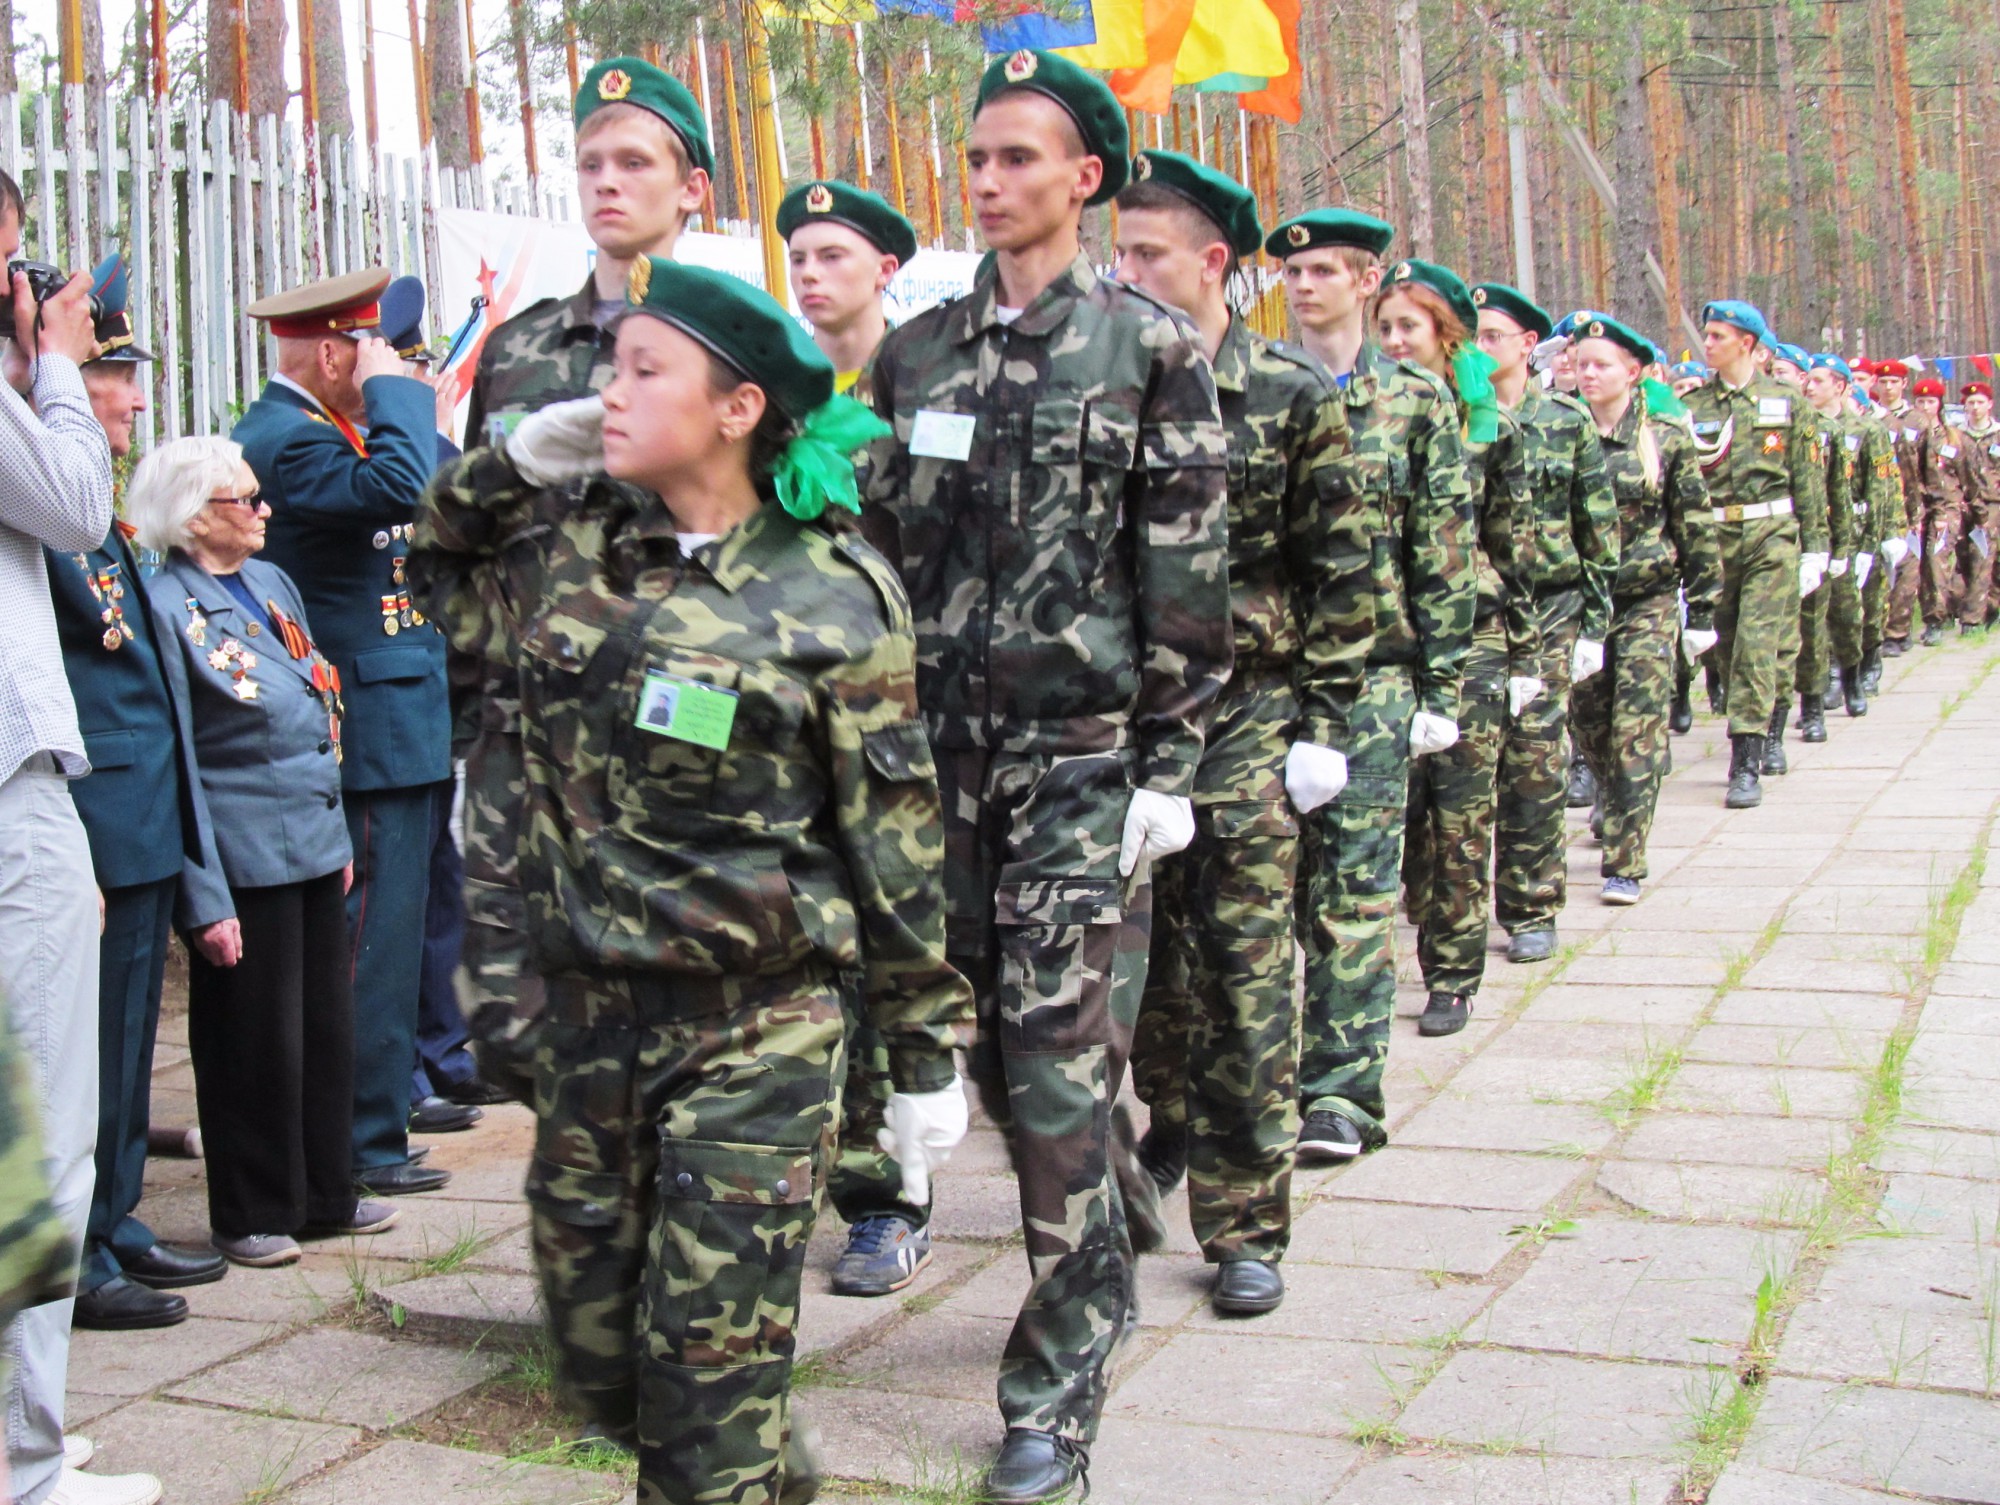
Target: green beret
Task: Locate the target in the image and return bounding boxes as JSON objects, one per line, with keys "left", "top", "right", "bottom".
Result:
{"left": 1382, "top": 258, "right": 1478, "bottom": 334}
{"left": 575, "top": 57, "right": 715, "bottom": 179}
{"left": 776, "top": 179, "right": 919, "bottom": 265}
{"left": 1126, "top": 150, "right": 1261, "bottom": 258}
{"left": 1264, "top": 208, "right": 1395, "bottom": 260}
{"left": 976, "top": 49, "right": 1129, "bottom": 206}
{"left": 1470, "top": 282, "right": 1551, "bottom": 341}
{"left": 1568, "top": 311, "right": 1654, "bottom": 366}
{"left": 622, "top": 257, "right": 831, "bottom": 422}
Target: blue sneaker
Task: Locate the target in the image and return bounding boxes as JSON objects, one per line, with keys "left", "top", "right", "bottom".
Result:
{"left": 831, "top": 1213, "right": 932, "bottom": 1296}
{"left": 1601, "top": 876, "right": 1641, "bottom": 906}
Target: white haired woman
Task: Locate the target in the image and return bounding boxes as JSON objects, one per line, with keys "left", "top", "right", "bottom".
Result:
{"left": 129, "top": 436, "right": 395, "bottom": 1266}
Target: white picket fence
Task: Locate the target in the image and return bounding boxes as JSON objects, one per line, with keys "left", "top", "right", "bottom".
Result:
{"left": 0, "top": 87, "right": 578, "bottom": 452}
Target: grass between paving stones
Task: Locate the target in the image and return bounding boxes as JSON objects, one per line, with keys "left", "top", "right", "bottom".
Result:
{"left": 1673, "top": 834, "right": 1992, "bottom": 1502}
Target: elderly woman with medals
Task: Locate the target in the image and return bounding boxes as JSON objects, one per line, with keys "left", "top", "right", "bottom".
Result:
{"left": 414, "top": 258, "right": 973, "bottom": 1505}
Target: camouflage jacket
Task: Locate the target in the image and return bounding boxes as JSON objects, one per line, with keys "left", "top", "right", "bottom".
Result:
{"left": 0, "top": 1004, "right": 73, "bottom": 1326}
{"left": 1595, "top": 395, "right": 1723, "bottom": 631}
{"left": 1847, "top": 409, "right": 1900, "bottom": 551}
{"left": 1684, "top": 373, "right": 1829, "bottom": 553}
{"left": 1958, "top": 421, "right": 2000, "bottom": 510}
{"left": 415, "top": 448, "right": 972, "bottom": 1089}
{"left": 1495, "top": 383, "right": 1620, "bottom": 640}
{"left": 1467, "top": 412, "right": 1542, "bottom": 665}
{"left": 1211, "top": 317, "right": 1372, "bottom": 748}
{"left": 1923, "top": 420, "right": 1971, "bottom": 524}
{"left": 1340, "top": 343, "right": 1476, "bottom": 721}
{"left": 1814, "top": 408, "right": 1856, "bottom": 560}
{"left": 1882, "top": 402, "right": 1926, "bottom": 531}
{"left": 858, "top": 252, "right": 1233, "bottom": 794}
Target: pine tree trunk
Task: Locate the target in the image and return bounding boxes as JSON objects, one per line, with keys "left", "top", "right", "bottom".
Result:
{"left": 427, "top": 0, "right": 471, "bottom": 171}
{"left": 1611, "top": 20, "right": 1662, "bottom": 333}
{"left": 1883, "top": 0, "right": 1925, "bottom": 343}
{"left": 1822, "top": 2, "right": 1858, "bottom": 342}
{"left": 314, "top": 0, "right": 353, "bottom": 137}
{"left": 1771, "top": 0, "right": 1818, "bottom": 338}
{"left": 1393, "top": 0, "right": 1432, "bottom": 257}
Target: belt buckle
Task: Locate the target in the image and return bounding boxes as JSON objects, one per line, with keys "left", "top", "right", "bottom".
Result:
{"left": 1724, "top": 504, "right": 1745, "bottom": 523}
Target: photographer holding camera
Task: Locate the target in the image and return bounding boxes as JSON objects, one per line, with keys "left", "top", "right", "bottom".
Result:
{"left": 0, "top": 169, "right": 167, "bottom": 1505}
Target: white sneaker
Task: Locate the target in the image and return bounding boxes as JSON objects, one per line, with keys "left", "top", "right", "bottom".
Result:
{"left": 46, "top": 1465, "right": 164, "bottom": 1505}
{"left": 63, "top": 1434, "right": 95, "bottom": 1469}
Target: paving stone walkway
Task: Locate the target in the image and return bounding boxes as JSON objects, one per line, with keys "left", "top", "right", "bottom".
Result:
{"left": 69, "top": 636, "right": 2000, "bottom": 1504}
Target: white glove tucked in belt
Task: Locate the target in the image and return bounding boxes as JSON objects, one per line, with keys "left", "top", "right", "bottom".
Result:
{"left": 1855, "top": 551, "right": 1875, "bottom": 588}
{"left": 1506, "top": 676, "right": 1544, "bottom": 717}
{"left": 1410, "top": 711, "right": 1459, "bottom": 756}
{"left": 1283, "top": 743, "right": 1348, "bottom": 815}
{"left": 1570, "top": 638, "right": 1606, "bottom": 683}
{"left": 1119, "top": 789, "right": 1196, "bottom": 876}
{"left": 877, "top": 1079, "right": 970, "bottom": 1206}
{"left": 1681, "top": 626, "right": 1720, "bottom": 666}
{"left": 1828, "top": 556, "right": 1849, "bottom": 578}
{"left": 1799, "top": 552, "right": 1829, "bottom": 597}
{"left": 505, "top": 395, "right": 606, "bottom": 486}
{"left": 1883, "top": 534, "right": 1911, "bottom": 569}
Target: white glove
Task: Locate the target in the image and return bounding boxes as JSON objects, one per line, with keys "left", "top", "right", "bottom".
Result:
{"left": 505, "top": 395, "right": 606, "bottom": 486}
{"left": 1118, "top": 788, "right": 1195, "bottom": 876}
{"left": 876, "top": 1078, "right": 969, "bottom": 1207}
{"left": 1410, "top": 711, "right": 1460, "bottom": 756}
{"left": 1682, "top": 626, "right": 1720, "bottom": 666}
{"left": 1506, "top": 676, "right": 1544, "bottom": 718}
{"left": 1855, "top": 551, "right": 1875, "bottom": 588}
{"left": 1283, "top": 742, "right": 1348, "bottom": 815}
{"left": 1799, "top": 552, "right": 1829, "bottom": 597}
{"left": 1883, "top": 534, "right": 1911, "bottom": 570}
{"left": 1828, "top": 555, "right": 1849, "bottom": 578}
{"left": 1570, "top": 638, "right": 1606, "bottom": 683}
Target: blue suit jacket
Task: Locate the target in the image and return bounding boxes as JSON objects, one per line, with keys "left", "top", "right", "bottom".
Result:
{"left": 46, "top": 527, "right": 209, "bottom": 889}
{"left": 148, "top": 554, "right": 353, "bottom": 931}
{"left": 231, "top": 375, "right": 451, "bottom": 794}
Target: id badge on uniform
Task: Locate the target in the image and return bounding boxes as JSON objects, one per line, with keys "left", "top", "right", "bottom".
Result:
{"left": 1756, "top": 396, "right": 1790, "bottom": 425}
{"left": 486, "top": 412, "right": 528, "bottom": 444}
{"left": 635, "top": 671, "right": 738, "bottom": 749}
{"left": 909, "top": 409, "right": 976, "bottom": 461}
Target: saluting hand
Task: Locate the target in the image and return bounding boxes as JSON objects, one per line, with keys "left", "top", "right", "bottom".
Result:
{"left": 352, "top": 336, "right": 405, "bottom": 384}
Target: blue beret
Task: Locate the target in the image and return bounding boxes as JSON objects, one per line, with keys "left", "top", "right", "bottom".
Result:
{"left": 1773, "top": 342, "right": 1811, "bottom": 370}
{"left": 1670, "top": 360, "right": 1709, "bottom": 381}
{"left": 1808, "top": 352, "right": 1854, "bottom": 382}
{"left": 1701, "top": 300, "right": 1771, "bottom": 345}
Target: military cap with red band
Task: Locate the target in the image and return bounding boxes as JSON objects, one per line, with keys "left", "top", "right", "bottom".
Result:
{"left": 247, "top": 268, "right": 390, "bottom": 339}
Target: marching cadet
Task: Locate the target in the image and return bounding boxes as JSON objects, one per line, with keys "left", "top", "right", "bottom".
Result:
{"left": 776, "top": 178, "right": 936, "bottom": 1300}
{"left": 1110, "top": 150, "right": 1366, "bottom": 1315}
{"left": 1913, "top": 376, "right": 1968, "bottom": 645}
{"left": 1955, "top": 381, "right": 2000, "bottom": 632}
{"left": 414, "top": 57, "right": 712, "bottom": 1105}
{"left": 1682, "top": 300, "right": 1828, "bottom": 809}
{"left": 857, "top": 51, "right": 1234, "bottom": 1501}
{"left": 1265, "top": 212, "right": 1474, "bottom": 1157}
{"left": 419, "top": 257, "right": 972, "bottom": 1505}
{"left": 1805, "top": 355, "right": 1881, "bottom": 720}
{"left": 1793, "top": 352, "right": 1856, "bottom": 744}
{"left": 51, "top": 258, "right": 231, "bottom": 1332}
{"left": 1394, "top": 267, "right": 1540, "bottom": 1037}
{"left": 1568, "top": 315, "right": 1722, "bottom": 900}
{"left": 233, "top": 269, "right": 454, "bottom": 1197}
{"left": 1473, "top": 283, "right": 1617, "bottom": 968}
{"left": 1874, "top": 361, "right": 1925, "bottom": 657}
{"left": 1843, "top": 362, "right": 1903, "bottom": 701}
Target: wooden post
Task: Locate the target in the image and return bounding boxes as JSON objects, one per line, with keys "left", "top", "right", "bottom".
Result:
{"left": 564, "top": 13, "right": 581, "bottom": 100}
{"left": 510, "top": 0, "right": 538, "bottom": 201}
{"left": 742, "top": 0, "right": 787, "bottom": 295}
{"left": 721, "top": 32, "right": 751, "bottom": 226}
{"left": 694, "top": 22, "right": 717, "bottom": 225}
{"left": 922, "top": 44, "right": 945, "bottom": 246}
{"left": 805, "top": 23, "right": 828, "bottom": 178}
{"left": 851, "top": 25, "right": 872, "bottom": 191}
{"left": 884, "top": 71, "right": 909, "bottom": 221}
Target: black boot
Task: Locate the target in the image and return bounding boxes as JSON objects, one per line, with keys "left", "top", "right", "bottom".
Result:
{"left": 1566, "top": 754, "right": 1596, "bottom": 809}
{"left": 1840, "top": 664, "right": 1869, "bottom": 717}
{"left": 1726, "top": 733, "right": 1765, "bottom": 809}
{"left": 1861, "top": 647, "right": 1884, "bottom": 696}
{"left": 1705, "top": 661, "right": 1725, "bottom": 716}
{"left": 1922, "top": 621, "right": 1944, "bottom": 647}
{"left": 1799, "top": 692, "right": 1827, "bottom": 743}
{"left": 1669, "top": 678, "right": 1694, "bottom": 735}
{"left": 1763, "top": 705, "right": 1790, "bottom": 775}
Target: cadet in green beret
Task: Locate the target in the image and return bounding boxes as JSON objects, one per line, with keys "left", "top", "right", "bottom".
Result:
{"left": 410, "top": 54, "right": 713, "bottom": 1106}
{"left": 858, "top": 49, "right": 1232, "bottom": 1503}
{"left": 1268, "top": 224, "right": 1476, "bottom": 1162}
{"left": 1472, "top": 282, "right": 1617, "bottom": 973}
{"left": 418, "top": 257, "right": 974, "bottom": 1505}
{"left": 1112, "top": 150, "right": 1367, "bottom": 1318}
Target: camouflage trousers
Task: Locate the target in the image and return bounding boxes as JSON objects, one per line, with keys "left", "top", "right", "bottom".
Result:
{"left": 526, "top": 968, "right": 843, "bottom": 1505}
{"left": 1496, "top": 594, "right": 1581, "bottom": 935}
{"left": 454, "top": 728, "right": 543, "bottom": 1106}
{"left": 824, "top": 1005, "right": 907, "bottom": 1228}
{"left": 1571, "top": 592, "right": 1677, "bottom": 880}
{"left": 1826, "top": 562, "right": 1865, "bottom": 672}
{"left": 1922, "top": 509, "right": 1967, "bottom": 627}
{"left": 1956, "top": 505, "right": 1997, "bottom": 629}
{"left": 1862, "top": 548, "right": 1895, "bottom": 656}
{"left": 1714, "top": 518, "right": 1802, "bottom": 735}
{"left": 1403, "top": 620, "right": 1507, "bottom": 998}
{"left": 1131, "top": 668, "right": 1300, "bottom": 1265}
{"left": 1297, "top": 664, "right": 1417, "bottom": 1144}
{"left": 934, "top": 744, "right": 1145, "bottom": 1445}
{"left": 1886, "top": 538, "right": 1922, "bottom": 642}
{"left": 1796, "top": 574, "right": 1832, "bottom": 694}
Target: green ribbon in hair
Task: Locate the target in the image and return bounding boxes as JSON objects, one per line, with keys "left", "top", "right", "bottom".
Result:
{"left": 1641, "top": 376, "right": 1688, "bottom": 420}
{"left": 1453, "top": 345, "right": 1502, "bottom": 445}
{"left": 770, "top": 394, "right": 892, "bottom": 522}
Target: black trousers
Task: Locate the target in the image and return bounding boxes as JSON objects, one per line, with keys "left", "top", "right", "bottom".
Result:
{"left": 187, "top": 870, "right": 358, "bottom": 1236}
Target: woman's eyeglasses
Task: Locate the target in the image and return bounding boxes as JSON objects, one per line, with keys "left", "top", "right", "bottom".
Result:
{"left": 207, "top": 492, "right": 265, "bottom": 510}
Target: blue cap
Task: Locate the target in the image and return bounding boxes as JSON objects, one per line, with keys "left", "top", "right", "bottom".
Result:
{"left": 1669, "top": 360, "right": 1709, "bottom": 382}
{"left": 1773, "top": 341, "right": 1810, "bottom": 370}
{"left": 1701, "top": 299, "right": 1771, "bottom": 346}
{"left": 87, "top": 252, "right": 152, "bottom": 363}
{"left": 378, "top": 275, "right": 431, "bottom": 362}
{"left": 1808, "top": 352, "right": 1854, "bottom": 382}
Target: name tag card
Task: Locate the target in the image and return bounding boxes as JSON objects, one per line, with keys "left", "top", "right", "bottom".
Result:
{"left": 1756, "top": 396, "right": 1791, "bottom": 424}
{"left": 909, "top": 409, "right": 977, "bottom": 461}
{"left": 635, "top": 671, "right": 739, "bottom": 749}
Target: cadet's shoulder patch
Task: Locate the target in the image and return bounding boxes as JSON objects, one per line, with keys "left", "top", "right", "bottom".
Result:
{"left": 829, "top": 530, "right": 913, "bottom": 635}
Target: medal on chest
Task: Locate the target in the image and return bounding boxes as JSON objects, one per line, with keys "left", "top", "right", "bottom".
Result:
{"left": 207, "top": 638, "right": 260, "bottom": 699}
{"left": 76, "top": 555, "right": 133, "bottom": 650}
{"left": 184, "top": 598, "right": 208, "bottom": 648}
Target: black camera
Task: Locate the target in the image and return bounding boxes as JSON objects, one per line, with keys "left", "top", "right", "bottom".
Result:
{"left": 0, "top": 259, "right": 103, "bottom": 343}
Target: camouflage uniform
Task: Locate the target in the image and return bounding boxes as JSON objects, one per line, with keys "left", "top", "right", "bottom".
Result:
{"left": 1856, "top": 409, "right": 1906, "bottom": 658}
{"left": 1683, "top": 374, "right": 1828, "bottom": 733}
{"left": 1403, "top": 412, "right": 1541, "bottom": 999}
{"left": 418, "top": 450, "right": 971, "bottom": 1505}
{"left": 1571, "top": 398, "right": 1722, "bottom": 877}
{"left": 1130, "top": 318, "right": 1367, "bottom": 1264}
{"left": 1297, "top": 345, "right": 1475, "bottom": 1144}
{"left": 858, "top": 253, "right": 1232, "bottom": 1444}
{"left": 1796, "top": 406, "right": 1857, "bottom": 695}
{"left": 1920, "top": 420, "right": 1970, "bottom": 629}
{"left": 0, "top": 1001, "right": 73, "bottom": 1373}
{"left": 1826, "top": 410, "right": 1886, "bottom": 672}
{"left": 1955, "top": 421, "right": 2000, "bottom": 628}
{"left": 1883, "top": 402, "right": 1926, "bottom": 644}
{"left": 1492, "top": 385, "right": 1617, "bottom": 940}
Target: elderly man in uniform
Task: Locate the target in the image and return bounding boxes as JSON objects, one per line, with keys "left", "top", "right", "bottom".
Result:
{"left": 1683, "top": 301, "right": 1828, "bottom": 808}
{"left": 52, "top": 258, "right": 230, "bottom": 1337}
{"left": 232, "top": 269, "right": 455, "bottom": 1198}
{"left": 859, "top": 50, "right": 1233, "bottom": 1502}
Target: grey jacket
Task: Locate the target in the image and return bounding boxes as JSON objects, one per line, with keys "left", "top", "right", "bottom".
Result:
{"left": 148, "top": 553, "right": 351, "bottom": 930}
